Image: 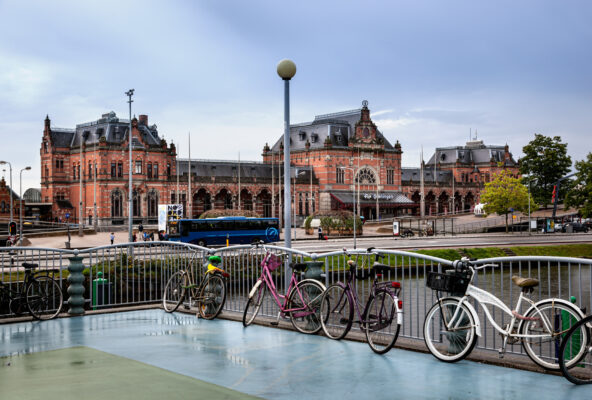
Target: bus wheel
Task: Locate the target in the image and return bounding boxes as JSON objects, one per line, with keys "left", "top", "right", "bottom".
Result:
{"left": 198, "top": 240, "right": 207, "bottom": 247}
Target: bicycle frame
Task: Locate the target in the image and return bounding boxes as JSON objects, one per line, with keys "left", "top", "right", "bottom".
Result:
{"left": 444, "top": 268, "right": 578, "bottom": 341}
{"left": 249, "top": 255, "right": 323, "bottom": 318}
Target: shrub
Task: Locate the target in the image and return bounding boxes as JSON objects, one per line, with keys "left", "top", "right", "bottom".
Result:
{"left": 199, "top": 209, "right": 261, "bottom": 219}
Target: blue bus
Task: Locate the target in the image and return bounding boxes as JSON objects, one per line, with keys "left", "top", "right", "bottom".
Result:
{"left": 168, "top": 217, "right": 280, "bottom": 247}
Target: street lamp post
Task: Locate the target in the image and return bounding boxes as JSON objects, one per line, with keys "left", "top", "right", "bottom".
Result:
{"left": 277, "top": 59, "right": 296, "bottom": 249}
{"left": 344, "top": 167, "right": 357, "bottom": 249}
{"left": 19, "top": 166, "right": 31, "bottom": 245}
{"left": 0, "top": 161, "right": 13, "bottom": 225}
{"left": 126, "top": 89, "right": 134, "bottom": 242}
{"left": 93, "top": 142, "right": 97, "bottom": 230}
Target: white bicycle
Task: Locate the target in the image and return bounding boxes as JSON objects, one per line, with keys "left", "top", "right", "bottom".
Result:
{"left": 424, "top": 258, "right": 588, "bottom": 370}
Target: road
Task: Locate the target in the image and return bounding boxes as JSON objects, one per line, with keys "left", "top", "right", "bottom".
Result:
{"left": 291, "top": 232, "right": 592, "bottom": 253}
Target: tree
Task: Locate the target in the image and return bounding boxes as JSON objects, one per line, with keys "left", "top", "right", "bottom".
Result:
{"left": 481, "top": 170, "right": 536, "bottom": 233}
{"left": 565, "top": 153, "right": 592, "bottom": 218}
{"left": 520, "top": 134, "right": 571, "bottom": 208}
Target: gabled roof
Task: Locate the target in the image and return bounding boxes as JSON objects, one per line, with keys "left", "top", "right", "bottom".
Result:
{"left": 270, "top": 107, "right": 395, "bottom": 153}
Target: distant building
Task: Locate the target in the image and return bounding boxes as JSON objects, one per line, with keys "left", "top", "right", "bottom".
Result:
{"left": 39, "top": 103, "right": 519, "bottom": 226}
{"left": 0, "top": 177, "right": 19, "bottom": 221}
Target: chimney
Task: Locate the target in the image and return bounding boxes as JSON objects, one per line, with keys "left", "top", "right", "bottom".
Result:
{"left": 139, "top": 115, "right": 148, "bottom": 125}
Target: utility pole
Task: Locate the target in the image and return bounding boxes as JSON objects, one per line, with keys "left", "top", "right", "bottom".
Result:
{"left": 188, "top": 132, "right": 191, "bottom": 218}
{"left": 93, "top": 141, "right": 98, "bottom": 229}
{"left": 420, "top": 147, "right": 425, "bottom": 218}
{"left": 125, "top": 89, "right": 134, "bottom": 242}
{"left": 271, "top": 152, "right": 275, "bottom": 218}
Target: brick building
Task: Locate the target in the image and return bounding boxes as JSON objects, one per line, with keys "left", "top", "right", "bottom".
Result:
{"left": 401, "top": 140, "right": 519, "bottom": 216}
{"left": 0, "top": 177, "right": 19, "bottom": 221}
{"left": 39, "top": 102, "right": 518, "bottom": 226}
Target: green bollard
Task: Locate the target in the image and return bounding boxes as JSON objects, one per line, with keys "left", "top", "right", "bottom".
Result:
{"left": 561, "top": 295, "right": 582, "bottom": 364}
{"left": 67, "top": 254, "right": 86, "bottom": 315}
{"left": 92, "top": 271, "right": 108, "bottom": 310}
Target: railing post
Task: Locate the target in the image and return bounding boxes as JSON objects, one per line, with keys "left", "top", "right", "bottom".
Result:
{"left": 67, "top": 250, "right": 86, "bottom": 315}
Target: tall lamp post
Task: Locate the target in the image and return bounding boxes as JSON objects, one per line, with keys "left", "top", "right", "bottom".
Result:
{"left": 344, "top": 167, "right": 357, "bottom": 249}
{"left": 0, "top": 161, "right": 13, "bottom": 225}
{"left": 277, "top": 59, "right": 296, "bottom": 248}
{"left": 125, "top": 89, "right": 134, "bottom": 242}
{"left": 19, "top": 166, "right": 31, "bottom": 245}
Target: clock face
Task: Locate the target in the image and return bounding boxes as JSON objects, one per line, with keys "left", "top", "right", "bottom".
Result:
{"left": 363, "top": 127, "right": 369, "bottom": 138}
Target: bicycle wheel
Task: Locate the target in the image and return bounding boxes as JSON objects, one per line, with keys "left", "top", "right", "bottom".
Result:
{"left": 559, "top": 315, "right": 592, "bottom": 384}
{"left": 520, "top": 300, "right": 587, "bottom": 370}
{"left": 26, "top": 276, "right": 63, "bottom": 320}
{"left": 423, "top": 298, "right": 477, "bottom": 362}
{"left": 162, "top": 271, "right": 186, "bottom": 313}
{"left": 320, "top": 283, "right": 353, "bottom": 340}
{"left": 365, "top": 291, "right": 399, "bottom": 354}
{"left": 198, "top": 274, "right": 226, "bottom": 320}
{"left": 288, "top": 280, "right": 324, "bottom": 334}
{"left": 243, "top": 281, "right": 266, "bottom": 327}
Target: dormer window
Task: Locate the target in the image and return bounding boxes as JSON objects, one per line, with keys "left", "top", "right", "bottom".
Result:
{"left": 311, "top": 134, "right": 318, "bottom": 143}
{"left": 299, "top": 131, "right": 306, "bottom": 141}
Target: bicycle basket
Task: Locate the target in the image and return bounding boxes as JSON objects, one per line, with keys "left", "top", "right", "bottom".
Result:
{"left": 426, "top": 271, "right": 470, "bottom": 294}
{"left": 263, "top": 253, "right": 282, "bottom": 271}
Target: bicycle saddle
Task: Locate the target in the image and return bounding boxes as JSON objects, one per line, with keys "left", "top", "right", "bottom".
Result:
{"left": 22, "top": 263, "right": 39, "bottom": 270}
{"left": 511, "top": 276, "right": 539, "bottom": 288}
{"left": 371, "top": 264, "right": 392, "bottom": 274}
{"left": 290, "top": 263, "right": 308, "bottom": 272}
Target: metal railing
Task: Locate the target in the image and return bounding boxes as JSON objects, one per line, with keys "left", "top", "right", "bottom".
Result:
{"left": 1, "top": 243, "right": 591, "bottom": 361}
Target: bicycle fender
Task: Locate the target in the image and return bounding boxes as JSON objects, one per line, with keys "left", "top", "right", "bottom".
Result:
{"left": 442, "top": 296, "right": 482, "bottom": 337}
{"left": 298, "top": 278, "right": 326, "bottom": 290}
{"left": 518, "top": 298, "right": 586, "bottom": 332}
{"left": 249, "top": 280, "right": 263, "bottom": 299}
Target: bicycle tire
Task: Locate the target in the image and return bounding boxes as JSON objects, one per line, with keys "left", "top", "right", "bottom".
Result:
{"left": 26, "top": 276, "right": 63, "bottom": 320}
{"left": 162, "top": 271, "right": 186, "bottom": 313}
{"left": 559, "top": 314, "right": 592, "bottom": 384}
{"left": 365, "top": 291, "right": 399, "bottom": 354}
{"left": 423, "top": 298, "right": 477, "bottom": 362}
{"left": 320, "top": 283, "right": 353, "bottom": 340}
{"left": 288, "top": 280, "right": 324, "bottom": 334}
{"left": 243, "top": 281, "right": 266, "bottom": 327}
{"left": 520, "top": 300, "right": 587, "bottom": 371}
{"left": 198, "top": 274, "right": 226, "bottom": 320}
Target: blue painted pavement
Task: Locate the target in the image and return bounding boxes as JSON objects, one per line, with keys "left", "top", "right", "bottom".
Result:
{"left": 0, "top": 310, "right": 590, "bottom": 399}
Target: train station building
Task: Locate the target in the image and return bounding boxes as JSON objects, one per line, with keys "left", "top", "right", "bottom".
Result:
{"left": 39, "top": 102, "right": 519, "bottom": 226}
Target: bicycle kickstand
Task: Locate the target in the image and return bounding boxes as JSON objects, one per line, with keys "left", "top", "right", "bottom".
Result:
{"left": 270, "top": 311, "right": 282, "bottom": 326}
{"left": 498, "top": 336, "right": 509, "bottom": 358}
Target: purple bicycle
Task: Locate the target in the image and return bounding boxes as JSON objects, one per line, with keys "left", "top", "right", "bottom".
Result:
{"left": 320, "top": 247, "right": 403, "bottom": 354}
{"left": 242, "top": 249, "right": 326, "bottom": 334}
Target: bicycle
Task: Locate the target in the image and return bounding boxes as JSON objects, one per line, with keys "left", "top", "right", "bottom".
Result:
{"left": 242, "top": 247, "right": 326, "bottom": 334}
{"left": 559, "top": 314, "right": 592, "bottom": 384}
{"left": 0, "top": 262, "right": 64, "bottom": 320}
{"left": 319, "top": 247, "right": 403, "bottom": 354}
{"left": 424, "top": 257, "right": 587, "bottom": 370}
{"left": 162, "top": 253, "right": 229, "bottom": 319}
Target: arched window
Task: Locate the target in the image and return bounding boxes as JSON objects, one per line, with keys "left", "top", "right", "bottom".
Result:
{"left": 1, "top": 201, "right": 5, "bottom": 213}
{"left": 111, "top": 190, "right": 123, "bottom": 217}
{"left": 355, "top": 168, "right": 376, "bottom": 184}
{"left": 133, "top": 190, "right": 141, "bottom": 217}
{"left": 147, "top": 190, "right": 158, "bottom": 217}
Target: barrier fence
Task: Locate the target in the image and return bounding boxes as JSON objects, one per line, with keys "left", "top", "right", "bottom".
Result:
{"left": 1, "top": 242, "right": 591, "bottom": 360}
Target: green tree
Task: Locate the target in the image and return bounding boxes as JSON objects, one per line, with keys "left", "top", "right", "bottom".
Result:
{"left": 481, "top": 170, "right": 536, "bottom": 233}
{"left": 520, "top": 134, "right": 571, "bottom": 208}
{"left": 565, "top": 153, "right": 592, "bottom": 218}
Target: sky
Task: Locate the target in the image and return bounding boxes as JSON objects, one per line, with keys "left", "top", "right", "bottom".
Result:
{"left": 1, "top": 0, "right": 591, "bottom": 191}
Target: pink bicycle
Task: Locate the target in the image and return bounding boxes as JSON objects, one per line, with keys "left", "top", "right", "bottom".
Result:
{"left": 242, "top": 250, "right": 326, "bottom": 334}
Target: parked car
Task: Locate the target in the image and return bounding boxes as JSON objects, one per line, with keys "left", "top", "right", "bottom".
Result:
{"left": 562, "top": 222, "right": 589, "bottom": 233}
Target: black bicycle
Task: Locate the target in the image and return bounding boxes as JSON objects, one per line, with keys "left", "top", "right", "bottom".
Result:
{"left": 0, "top": 262, "right": 64, "bottom": 320}
{"left": 559, "top": 314, "right": 592, "bottom": 384}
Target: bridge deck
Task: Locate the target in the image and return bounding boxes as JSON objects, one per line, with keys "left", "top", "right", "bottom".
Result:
{"left": 0, "top": 310, "right": 588, "bottom": 400}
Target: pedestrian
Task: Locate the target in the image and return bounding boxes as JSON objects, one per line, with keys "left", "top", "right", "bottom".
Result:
{"left": 158, "top": 230, "right": 163, "bottom": 241}
{"left": 132, "top": 232, "right": 137, "bottom": 242}
{"left": 139, "top": 223, "right": 144, "bottom": 233}
{"left": 150, "top": 232, "right": 154, "bottom": 241}
{"left": 318, "top": 225, "right": 323, "bottom": 240}
{"left": 110, "top": 232, "right": 115, "bottom": 245}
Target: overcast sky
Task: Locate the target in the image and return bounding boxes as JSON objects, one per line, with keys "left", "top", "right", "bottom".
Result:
{"left": 1, "top": 0, "right": 591, "bottom": 190}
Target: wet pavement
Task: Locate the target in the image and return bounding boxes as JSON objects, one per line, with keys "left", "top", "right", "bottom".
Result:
{"left": 0, "top": 309, "right": 590, "bottom": 399}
